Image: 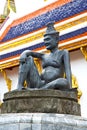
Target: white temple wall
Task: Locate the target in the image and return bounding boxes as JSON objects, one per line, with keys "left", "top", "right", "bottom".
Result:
{"left": 0, "top": 66, "right": 19, "bottom": 101}
{"left": 70, "top": 49, "right": 87, "bottom": 118}
{"left": 15, "top": 0, "right": 57, "bottom": 18}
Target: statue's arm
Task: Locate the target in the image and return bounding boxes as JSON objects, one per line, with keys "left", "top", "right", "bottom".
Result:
{"left": 63, "top": 50, "right": 72, "bottom": 88}
{"left": 20, "top": 50, "right": 43, "bottom": 60}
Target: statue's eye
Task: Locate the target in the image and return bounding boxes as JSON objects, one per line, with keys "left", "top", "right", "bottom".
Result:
{"left": 44, "top": 38, "right": 50, "bottom": 42}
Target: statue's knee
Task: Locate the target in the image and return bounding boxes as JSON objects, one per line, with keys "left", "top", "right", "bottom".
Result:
{"left": 26, "top": 56, "right": 34, "bottom": 63}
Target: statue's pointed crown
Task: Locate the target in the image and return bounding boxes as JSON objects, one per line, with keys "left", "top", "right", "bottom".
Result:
{"left": 44, "top": 22, "right": 59, "bottom": 36}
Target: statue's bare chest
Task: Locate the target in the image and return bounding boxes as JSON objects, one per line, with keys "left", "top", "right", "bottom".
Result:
{"left": 42, "top": 51, "right": 64, "bottom": 68}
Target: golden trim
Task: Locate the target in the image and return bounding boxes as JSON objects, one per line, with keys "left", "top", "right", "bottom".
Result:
{"left": 0, "top": 69, "right": 12, "bottom": 91}
{"left": 56, "top": 16, "right": 87, "bottom": 31}
{"left": 80, "top": 46, "right": 87, "bottom": 60}
{"left": 0, "top": 59, "right": 19, "bottom": 69}
{"left": 60, "top": 39, "right": 87, "bottom": 51}
{"left": 72, "top": 74, "right": 82, "bottom": 103}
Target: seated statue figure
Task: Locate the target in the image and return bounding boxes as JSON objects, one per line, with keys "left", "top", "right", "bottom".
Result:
{"left": 17, "top": 22, "right": 72, "bottom": 90}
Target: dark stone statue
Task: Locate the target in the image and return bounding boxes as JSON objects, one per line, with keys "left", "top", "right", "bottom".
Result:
{"left": 17, "top": 22, "right": 72, "bottom": 90}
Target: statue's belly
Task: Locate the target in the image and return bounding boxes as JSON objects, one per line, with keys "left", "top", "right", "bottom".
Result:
{"left": 41, "top": 66, "right": 62, "bottom": 83}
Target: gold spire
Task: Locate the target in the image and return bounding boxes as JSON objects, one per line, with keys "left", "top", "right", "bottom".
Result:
{"left": 3, "top": 0, "right": 16, "bottom": 16}
{"left": 7, "top": 0, "right": 10, "bottom": 9}
{"left": 7, "top": 0, "right": 16, "bottom": 13}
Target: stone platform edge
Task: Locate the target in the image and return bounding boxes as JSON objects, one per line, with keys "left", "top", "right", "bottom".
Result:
{"left": 0, "top": 113, "right": 87, "bottom": 130}
{"left": 3, "top": 89, "right": 78, "bottom": 101}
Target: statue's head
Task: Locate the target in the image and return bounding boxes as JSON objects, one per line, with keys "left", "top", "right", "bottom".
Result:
{"left": 44, "top": 22, "right": 59, "bottom": 50}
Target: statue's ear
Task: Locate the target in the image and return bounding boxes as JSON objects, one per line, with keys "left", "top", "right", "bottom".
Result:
{"left": 53, "top": 34, "right": 59, "bottom": 42}
{"left": 56, "top": 35, "right": 59, "bottom": 42}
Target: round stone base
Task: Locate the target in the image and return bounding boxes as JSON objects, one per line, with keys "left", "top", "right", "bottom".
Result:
{"left": 0, "top": 113, "right": 87, "bottom": 130}
{"left": 1, "top": 89, "right": 80, "bottom": 115}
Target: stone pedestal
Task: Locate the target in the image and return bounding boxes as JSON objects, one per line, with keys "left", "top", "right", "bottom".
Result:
{"left": 1, "top": 89, "right": 80, "bottom": 115}
{"left": 0, "top": 113, "right": 87, "bottom": 130}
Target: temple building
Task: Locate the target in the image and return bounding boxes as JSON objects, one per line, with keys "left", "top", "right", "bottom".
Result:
{"left": 0, "top": 0, "right": 87, "bottom": 117}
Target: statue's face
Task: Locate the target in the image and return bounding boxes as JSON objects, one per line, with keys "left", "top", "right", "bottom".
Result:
{"left": 44, "top": 34, "right": 58, "bottom": 50}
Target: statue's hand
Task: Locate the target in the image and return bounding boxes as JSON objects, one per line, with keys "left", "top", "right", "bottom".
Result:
{"left": 20, "top": 50, "right": 31, "bottom": 58}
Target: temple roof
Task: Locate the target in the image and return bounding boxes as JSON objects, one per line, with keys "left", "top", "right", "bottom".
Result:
{"left": 0, "top": 0, "right": 87, "bottom": 69}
